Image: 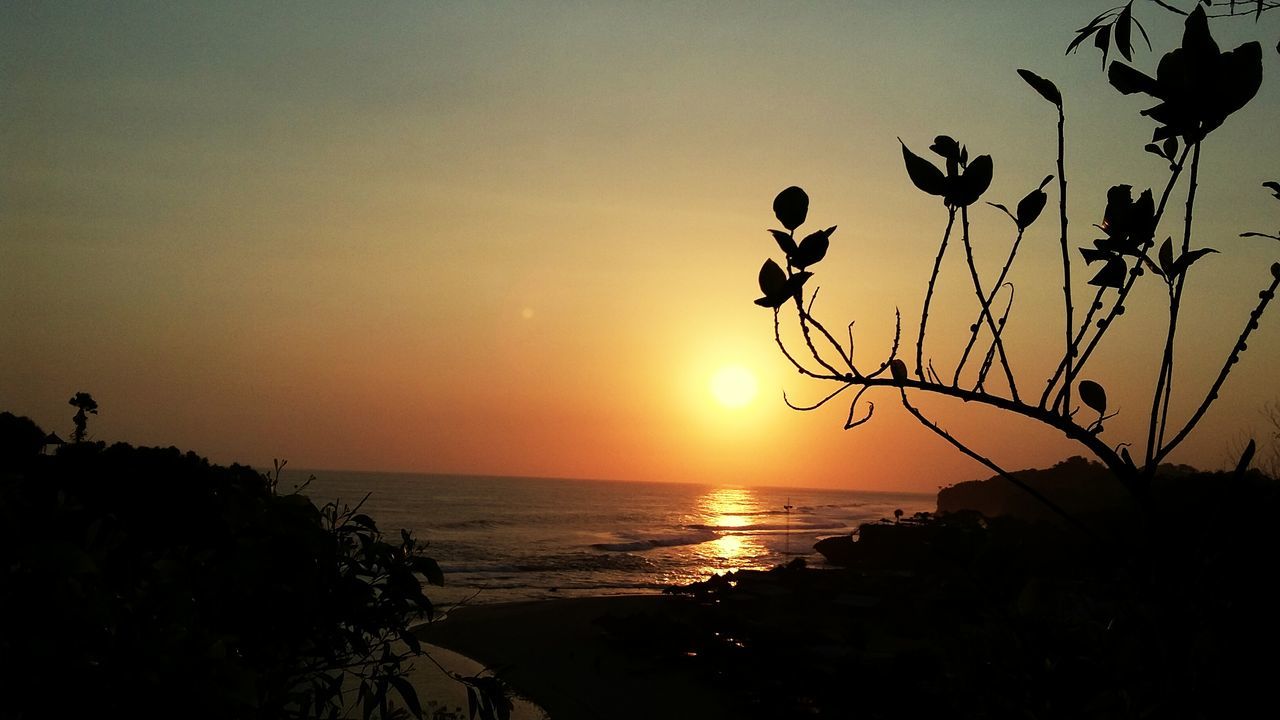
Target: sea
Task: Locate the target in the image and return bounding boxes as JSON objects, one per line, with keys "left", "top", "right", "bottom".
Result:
{"left": 295, "top": 471, "right": 934, "bottom": 608}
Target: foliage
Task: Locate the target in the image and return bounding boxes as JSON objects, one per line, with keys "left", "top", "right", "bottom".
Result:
{"left": 753, "top": 3, "right": 1279, "bottom": 525}
{"left": 0, "top": 413, "right": 454, "bottom": 720}
{"left": 68, "top": 390, "right": 98, "bottom": 443}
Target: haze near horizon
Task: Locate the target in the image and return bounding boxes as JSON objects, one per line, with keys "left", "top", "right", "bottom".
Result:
{"left": 3, "top": 1, "right": 1278, "bottom": 491}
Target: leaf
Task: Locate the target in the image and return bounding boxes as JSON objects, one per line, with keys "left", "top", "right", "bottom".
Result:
{"left": 754, "top": 262, "right": 812, "bottom": 309}
{"left": 773, "top": 186, "right": 809, "bottom": 231}
{"left": 1066, "top": 24, "right": 1103, "bottom": 55}
{"left": 1079, "top": 246, "right": 1112, "bottom": 264}
{"left": 1108, "top": 62, "right": 1157, "bottom": 95}
{"left": 756, "top": 259, "right": 786, "bottom": 302}
{"left": 1078, "top": 380, "right": 1108, "bottom": 414}
{"left": 791, "top": 226, "right": 835, "bottom": 270}
{"left": 1162, "top": 136, "right": 1178, "bottom": 160}
{"left": 1158, "top": 237, "right": 1175, "bottom": 277}
{"left": 1115, "top": 2, "right": 1134, "bottom": 61}
{"left": 389, "top": 676, "right": 424, "bottom": 720}
{"left": 412, "top": 556, "right": 445, "bottom": 586}
{"left": 1094, "top": 24, "right": 1111, "bottom": 68}
{"left": 948, "top": 154, "right": 993, "bottom": 207}
{"left": 929, "top": 135, "right": 962, "bottom": 162}
{"left": 1264, "top": 181, "right": 1280, "bottom": 200}
{"left": 1016, "top": 188, "right": 1047, "bottom": 229}
{"left": 899, "top": 140, "right": 947, "bottom": 197}
{"left": 1088, "top": 256, "right": 1127, "bottom": 288}
{"left": 1171, "top": 247, "right": 1219, "bottom": 277}
{"left": 1273, "top": 262, "right": 1280, "bottom": 280}
{"left": 768, "top": 229, "right": 798, "bottom": 256}
{"left": 987, "top": 202, "right": 1016, "bottom": 224}
{"left": 1017, "top": 69, "right": 1062, "bottom": 106}
{"left": 1144, "top": 143, "right": 1164, "bottom": 159}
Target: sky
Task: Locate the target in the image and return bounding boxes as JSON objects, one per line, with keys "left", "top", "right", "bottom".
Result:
{"left": 3, "top": 1, "right": 1278, "bottom": 491}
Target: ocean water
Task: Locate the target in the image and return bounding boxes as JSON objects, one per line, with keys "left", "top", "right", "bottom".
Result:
{"left": 296, "top": 471, "right": 933, "bottom": 607}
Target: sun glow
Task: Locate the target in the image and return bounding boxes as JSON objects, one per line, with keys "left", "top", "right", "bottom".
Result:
{"left": 709, "top": 365, "right": 759, "bottom": 409}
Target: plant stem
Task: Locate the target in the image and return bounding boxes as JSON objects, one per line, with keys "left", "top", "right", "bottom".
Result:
{"left": 1144, "top": 140, "right": 1200, "bottom": 472}
{"left": 954, "top": 227, "right": 1023, "bottom": 385}
{"left": 917, "top": 207, "right": 956, "bottom": 381}
{"left": 958, "top": 205, "right": 1020, "bottom": 400}
{"left": 1056, "top": 102, "right": 1074, "bottom": 418}
{"left": 1156, "top": 269, "right": 1280, "bottom": 464}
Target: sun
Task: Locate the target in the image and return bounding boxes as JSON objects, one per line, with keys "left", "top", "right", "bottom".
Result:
{"left": 709, "top": 365, "right": 759, "bottom": 409}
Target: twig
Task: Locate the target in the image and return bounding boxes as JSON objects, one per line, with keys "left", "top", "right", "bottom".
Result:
{"left": 954, "top": 223, "right": 1024, "bottom": 385}
{"left": 1156, "top": 269, "right": 1280, "bottom": 464}
{"left": 958, "top": 205, "right": 1020, "bottom": 400}
{"left": 917, "top": 207, "right": 957, "bottom": 380}
{"left": 898, "top": 387, "right": 1099, "bottom": 539}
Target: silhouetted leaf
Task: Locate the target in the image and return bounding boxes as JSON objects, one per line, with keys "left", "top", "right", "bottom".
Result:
{"left": 929, "top": 135, "right": 962, "bottom": 163}
{"left": 987, "top": 202, "right": 1017, "bottom": 225}
{"left": 1115, "top": 3, "right": 1134, "bottom": 61}
{"left": 769, "top": 229, "right": 798, "bottom": 255}
{"left": 1067, "top": 23, "right": 1104, "bottom": 56}
{"left": 1171, "top": 247, "right": 1219, "bottom": 277}
{"left": 757, "top": 259, "right": 786, "bottom": 300}
{"left": 755, "top": 260, "right": 811, "bottom": 308}
{"left": 899, "top": 140, "right": 947, "bottom": 197}
{"left": 389, "top": 676, "right": 424, "bottom": 719}
{"left": 1144, "top": 142, "right": 1162, "bottom": 158}
{"left": 1239, "top": 232, "right": 1280, "bottom": 239}
{"left": 412, "top": 556, "right": 444, "bottom": 586}
{"left": 1108, "top": 61, "right": 1157, "bottom": 95}
{"left": 949, "top": 154, "right": 993, "bottom": 207}
{"left": 1079, "top": 246, "right": 1111, "bottom": 264}
{"left": 1078, "top": 380, "right": 1108, "bottom": 414}
{"left": 1094, "top": 24, "right": 1111, "bottom": 68}
{"left": 1264, "top": 181, "right": 1280, "bottom": 199}
{"left": 1016, "top": 188, "right": 1047, "bottom": 229}
{"left": 792, "top": 226, "right": 835, "bottom": 270}
{"left": 1272, "top": 262, "right": 1280, "bottom": 279}
{"left": 1158, "top": 237, "right": 1175, "bottom": 277}
{"left": 773, "top": 186, "right": 809, "bottom": 231}
{"left": 1017, "top": 69, "right": 1062, "bottom": 106}
{"left": 1163, "top": 137, "right": 1178, "bottom": 160}
{"left": 1088, "top": 256, "right": 1127, "bottom": 288}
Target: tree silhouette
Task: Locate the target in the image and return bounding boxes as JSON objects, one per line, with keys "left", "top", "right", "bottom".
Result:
{"left": 755, "top": 4, "right": 1278, "bottom": 527}
{"left": 68, "top": 391, "right": 98, "bottom": 443}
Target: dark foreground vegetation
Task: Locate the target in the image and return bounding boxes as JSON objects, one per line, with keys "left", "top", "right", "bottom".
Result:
{"left": 648, "top": 461, "right": 1280, "bottom": 719}
{"left": 0, "top": 411, "right": 453, "bottom": 720}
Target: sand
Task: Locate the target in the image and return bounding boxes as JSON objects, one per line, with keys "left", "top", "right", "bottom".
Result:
{"left": 414, "top": 595, "right": 732, "bottom": 720}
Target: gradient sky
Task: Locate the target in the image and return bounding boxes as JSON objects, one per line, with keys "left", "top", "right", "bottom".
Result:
{"left": 3, "top": 1, "right": 1278, "bottom": 491}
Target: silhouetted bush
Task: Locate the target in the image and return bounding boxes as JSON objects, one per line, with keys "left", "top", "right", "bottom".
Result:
{"left": 0, "top": 413, "right": 442, "bottom": 719}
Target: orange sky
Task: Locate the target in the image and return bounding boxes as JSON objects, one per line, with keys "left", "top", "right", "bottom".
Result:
{"left": 3, "top": 2, "right": 1278, "bottom": 491}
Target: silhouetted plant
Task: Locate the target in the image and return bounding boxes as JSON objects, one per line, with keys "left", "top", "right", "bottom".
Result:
{"left": 0, "top": 414, "right": 512, "bottom": 720}
{"left": 68, "top": 390, "right": 97, "bottom": 443}
{"left": 755, "top": 4, "right": 1278, "bottom": 527}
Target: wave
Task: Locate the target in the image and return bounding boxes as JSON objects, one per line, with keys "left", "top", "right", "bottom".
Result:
{"left": 431, "top": 518, "right": 513, "bottom": 530}
{"left": 442, "top": 551, "right": 656, "bottom": 575}
{"left": 591, "top": 528, "right": 719, "bottom": 552}
{"left": 686, "top": 521, "right": 847, "bottom": 532}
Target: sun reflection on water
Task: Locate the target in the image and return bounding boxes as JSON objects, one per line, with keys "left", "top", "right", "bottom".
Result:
{"left": 687, "top": 486, "right": 772, "bottom": 579}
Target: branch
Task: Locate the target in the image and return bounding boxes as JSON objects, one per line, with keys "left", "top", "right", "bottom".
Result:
{"left": 897, "top": 387, "right": 1099, "bottom": 539}
{"left": 1156, "top": 267, "right": 1280, "bottom": 464}
{"left": 1146, "top": 139, "right": 1201, "bottom": 471}
{"left": 917, "top": 207, "right": 957, "bottom": 381}
{"left": 955, "top": 221, "right": 1024, "bottom": 385}
{"left": 958, "top": 205, "right": 1020, "bottom": 400}
{"left": 1056, "top": 100, "right": 1075, "bottom": 418}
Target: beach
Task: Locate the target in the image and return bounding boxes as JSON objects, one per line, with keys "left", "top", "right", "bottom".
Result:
{"left": 415, "top": 595, "right": 730, "bottom": 720}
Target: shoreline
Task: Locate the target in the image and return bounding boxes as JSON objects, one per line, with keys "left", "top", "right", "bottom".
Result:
{"left": 414, "top": 594, "right": 731, "bottom": 720}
